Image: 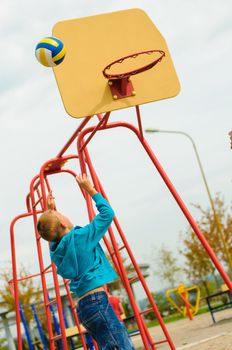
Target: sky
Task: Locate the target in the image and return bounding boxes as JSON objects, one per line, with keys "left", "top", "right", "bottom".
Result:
{"left": 0, "top": 0, "right": 232, "bottom": 297}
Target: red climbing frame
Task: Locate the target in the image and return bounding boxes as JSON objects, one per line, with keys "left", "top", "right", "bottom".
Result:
{"left": 10, "top": 106, "right": 232, "bottom": 349}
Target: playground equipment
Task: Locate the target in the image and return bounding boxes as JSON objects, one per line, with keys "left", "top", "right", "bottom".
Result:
{"left": 19, "top": 305, "right": 33, "bottom": 350}
{"left": 17, "top": 300, "right": 48, "bottom": 349}
{"left": 10, "top": 8, "right": 232, "bottom": 350}
{"left": 205, "top": 289, "right": 232, "bottom": 323}
{"left": 31, "top": 304, "right": 48, "bottom": 349}
{"left": 166, "top": 283, "right": 201, "bottom": 320}
{"left": 20, "top": 300, "right": 77, "bottom": 349}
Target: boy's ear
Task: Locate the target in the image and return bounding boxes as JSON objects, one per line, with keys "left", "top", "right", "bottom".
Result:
{"left": 59, "top": 219, "right": 68, "bottom": 228}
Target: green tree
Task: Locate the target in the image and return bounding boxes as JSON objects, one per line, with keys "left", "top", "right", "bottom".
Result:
{"left": 0, "top": 338, "right": 7, "bottom": 350}
{"left": 180, "top": 229, "right": 215, "bottom": 295}
{"left": 153, "top": 245, "right": 182, "bottom": 288}
{"left": 105, "top": 249, "right": 137, "bottom": 316}
{"left": 180, "top": 194, "right": 232, "bottom": 295}
{"left": 0, "top": 264, "right": 44, "bottom": 329}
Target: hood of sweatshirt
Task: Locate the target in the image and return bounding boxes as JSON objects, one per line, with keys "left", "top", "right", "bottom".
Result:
{"left": 50, "top": 227, "right": 80, "bottom": 279}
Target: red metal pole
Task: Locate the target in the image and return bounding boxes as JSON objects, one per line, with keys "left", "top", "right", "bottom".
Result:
{"left": 10, "top": 212, "right": 37, "bottom": 350}
{"left": 139, "top": 135, "right": 232, "bottom": 291}
{"left": 135, "top": 105, "right": 144, "bottom": 140}
{"left": 38, "top": 170, "right": 69, "bottom": 350}
{"left": 181, "top": 291, "right": 193, "bottom": 320}
{"left": 56, "top": 116, "right": 91, "bottom": 157}
{"left": 30, "top": 175, "right": 56, "bottom": 350}
{"left": 77, "top": 120, "right": 232, "bottom": 291}
{"left": 80, "top": 112, "right": 110, "bottom": 152}
{"left": 77, "top": 137, "right": 155, "bottom": 349}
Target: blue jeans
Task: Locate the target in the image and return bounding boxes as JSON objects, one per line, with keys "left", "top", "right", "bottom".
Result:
{"left": 77, "top": 291, "right": 134, "bottom": 350}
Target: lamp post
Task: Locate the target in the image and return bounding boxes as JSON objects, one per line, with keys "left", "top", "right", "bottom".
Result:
{"left": 145, "top": 128, "right": 232, "bottom": 275}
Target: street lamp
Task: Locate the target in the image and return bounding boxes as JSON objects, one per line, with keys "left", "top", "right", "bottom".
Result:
{"left": 145, "top": 128, "right": 232, "bottom": 275}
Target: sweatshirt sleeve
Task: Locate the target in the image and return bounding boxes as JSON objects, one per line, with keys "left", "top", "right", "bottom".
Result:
{"left": 74, "top": 193, "right": 114, "bottom": 250}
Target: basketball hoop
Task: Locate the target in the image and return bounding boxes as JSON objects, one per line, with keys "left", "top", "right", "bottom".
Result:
{"left": 102, "top": 50, "right": 165, "bottom": 100}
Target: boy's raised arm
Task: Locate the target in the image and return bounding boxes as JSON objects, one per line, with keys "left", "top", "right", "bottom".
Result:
{"left": 75, "top": 174, "right": 114, "bottom": 249}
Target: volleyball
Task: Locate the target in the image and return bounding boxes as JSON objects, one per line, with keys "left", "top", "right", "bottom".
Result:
{"left": 35, "top": 37, "right": 66, "bottom": 67}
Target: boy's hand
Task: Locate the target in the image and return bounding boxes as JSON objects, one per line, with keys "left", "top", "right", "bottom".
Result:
{"left": 76, "top": 174, "right": 97, "bottom": 197}
{"left": 47, "top": 192, "right": 56, "bottom": 210}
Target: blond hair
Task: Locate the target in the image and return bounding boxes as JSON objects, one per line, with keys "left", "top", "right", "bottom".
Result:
{"left": 37, "top": 210, "right": 63, "bottom": 242}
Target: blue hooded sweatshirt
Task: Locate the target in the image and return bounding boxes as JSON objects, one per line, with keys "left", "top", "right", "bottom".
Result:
{"left": 50, "top": 193, "right": 118, "bottom": 297}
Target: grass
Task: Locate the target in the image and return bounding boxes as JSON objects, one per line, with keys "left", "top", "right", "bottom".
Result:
{"left": 146, "top": 304, "right": 211, "bottom": 328}
{"left": 146, "top": 313, "right": 183, "bottom": 328}
{"left": 126, "top": 302, "right": 232, "bottom": 334}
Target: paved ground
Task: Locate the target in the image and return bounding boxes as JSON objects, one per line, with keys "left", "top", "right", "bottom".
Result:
{"left": 132, "top": 309, "right": 232, "bottom": 350}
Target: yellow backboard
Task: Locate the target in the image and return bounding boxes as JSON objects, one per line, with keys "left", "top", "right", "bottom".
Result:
{"left": 53, "top": 8, "right": 180, "bottom": 118}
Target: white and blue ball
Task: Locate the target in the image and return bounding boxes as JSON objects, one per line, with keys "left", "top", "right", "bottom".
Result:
{"left": 35, "top": 37, "right": 66, "bottom": 67}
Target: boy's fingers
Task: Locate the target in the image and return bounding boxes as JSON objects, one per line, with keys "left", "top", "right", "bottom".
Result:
{"left": 76, "top": 174, "right": 87, "bottom": 181}
{"left": 76, "top": 175, "right": 83, "bottom": 184}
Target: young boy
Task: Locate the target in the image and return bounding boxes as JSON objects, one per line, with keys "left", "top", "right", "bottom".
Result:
{"left": 37, "top": 174, "right": 134, "bottom": 349}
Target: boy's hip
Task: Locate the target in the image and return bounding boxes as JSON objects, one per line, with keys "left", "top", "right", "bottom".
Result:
{"left": 77, "top": 290, "right": 108, "bottom": 318}
{"left": 78, "top": 286, "right": 105, "bottom": 302}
